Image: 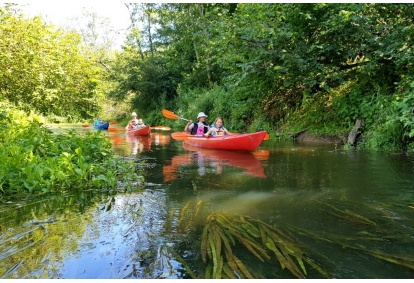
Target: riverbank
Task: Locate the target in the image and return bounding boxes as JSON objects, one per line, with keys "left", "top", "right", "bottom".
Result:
{"left": 295, "top": 132, "right": 346, "bottom": 144}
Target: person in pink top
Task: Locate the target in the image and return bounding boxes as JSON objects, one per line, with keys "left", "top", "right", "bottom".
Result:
{"left": 184, "top": 112, "right": 210, "bottom": 136}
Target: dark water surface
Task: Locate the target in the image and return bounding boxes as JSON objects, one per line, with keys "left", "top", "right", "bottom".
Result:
{"left": 1, "top": 125, "right": 413, "bottom": 279}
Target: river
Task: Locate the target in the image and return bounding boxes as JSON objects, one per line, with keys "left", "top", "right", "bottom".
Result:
{"left": 0, "top": 124, "right": 413, "bottom": 279}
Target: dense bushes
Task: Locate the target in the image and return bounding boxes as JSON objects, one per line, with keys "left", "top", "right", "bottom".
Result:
{"left": 0, "top": 103, "right": 141, "bottom": 199}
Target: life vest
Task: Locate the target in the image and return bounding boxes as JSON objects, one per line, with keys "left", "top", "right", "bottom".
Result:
{"left": 210, "top": 125, "right": 226, "bottom": 136}
{"left": 127, "top": 119, "right": 139, "bottom": 130}
{"left": 190, "top": 122, "right": 208, "bottom": 135}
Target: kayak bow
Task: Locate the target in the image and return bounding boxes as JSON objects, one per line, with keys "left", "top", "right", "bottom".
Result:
{"left": 126, "top": 125, "right": 151, "bottom": 136}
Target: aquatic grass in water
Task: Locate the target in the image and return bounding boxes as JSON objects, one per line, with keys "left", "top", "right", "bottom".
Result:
{"left": 199, "top": 213, "right": 328, "bottom": 279}
{"left": 175, "top": 198, "right": 414, "bottom": 279}
{"left": 177, "top": 199, "right": 327, "bottom": 279}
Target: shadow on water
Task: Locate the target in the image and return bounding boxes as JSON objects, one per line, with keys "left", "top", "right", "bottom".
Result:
{"left": 1, "top": 124, "right": 414, "bottom": 278}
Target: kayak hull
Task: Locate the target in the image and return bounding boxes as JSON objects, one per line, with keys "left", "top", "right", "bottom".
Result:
{"left": 179, "top": 131, "right": 267, "bottom": 151}
{"left": 93, "top": 122, "right": 109, "bottom": 130}
{"left": 126, "top": 125, "right": 151, "bottom": 136}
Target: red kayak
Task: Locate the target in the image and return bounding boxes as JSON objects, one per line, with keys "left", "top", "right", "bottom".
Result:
{"left": 126, "top": 125, "right": 151, "bottom": 136}
{"left": 172, "top": 131, "right": 267, "bottom": 151}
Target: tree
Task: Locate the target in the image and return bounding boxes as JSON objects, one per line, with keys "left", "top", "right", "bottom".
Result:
{"left": 0, "top": 6, "right": 103, "bottom": 120}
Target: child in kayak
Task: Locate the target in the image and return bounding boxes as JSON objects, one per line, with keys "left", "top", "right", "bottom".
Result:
{"left": 204, "top": 117, "right": 232, "bottom": 136}
{"left": 136, "top": 118, "right": 146, "bottom": 128}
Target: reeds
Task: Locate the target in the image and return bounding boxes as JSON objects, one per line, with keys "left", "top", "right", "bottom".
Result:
{"left": 175, "top": 199, "right": 414, "bottom": 279}
{"left": 199, "top": 213, "right": 327, "bottom": 279}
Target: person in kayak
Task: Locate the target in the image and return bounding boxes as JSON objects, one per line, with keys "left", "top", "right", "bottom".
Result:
{"left": 126, "top": 112, "right": 139, "bottom": 130}
{"left": 184, "top": 112, "right": 210, "bottom": 135}
{"left": 94, "top": 119, "right": 106, "bottom": 126}
{"left": 136, "top": 118, "right": 146, "bottom": 128}
{"left": 204, "top": 117, "right": 232, "bottom": 136}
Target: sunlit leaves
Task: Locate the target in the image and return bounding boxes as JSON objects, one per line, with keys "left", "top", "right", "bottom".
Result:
{"left": 0, "top": 6, "right": 102, "bottom": 120}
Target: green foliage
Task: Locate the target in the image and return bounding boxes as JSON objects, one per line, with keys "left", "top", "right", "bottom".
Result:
{"left": 360, "top": 80, "right": 414, "bottom": 151}
{"left": 109, "top": 42, "right": 181, "bottom": 124}
{"left": 395, "top": 79, "right": 414, "bottom": 139}
{"left": 176, "top": 85, "right": 270, "bottom": 133}
{"left": 0, "top": 104, "right": 141, "bottom": 198}
{"left": 0, "top": 6, "right": 103, "bottom": 120}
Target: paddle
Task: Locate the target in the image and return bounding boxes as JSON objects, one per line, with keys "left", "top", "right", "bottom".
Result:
{"left": 162, "top": 109, "right": 191, "bottom": 122}
{"left": 162, "top": 109, "right": 209, "bottom": 128}
{"left": 108, "top": 128, "right": 125, "bottom": 133}
{"left": 151, "top": 126, "right": 171, "bottom": 131}
{"left": 171, "top": 132, "right": 192, "bottom": 140}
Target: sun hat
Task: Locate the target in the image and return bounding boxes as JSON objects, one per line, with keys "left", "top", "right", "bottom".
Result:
{"left": 131, "top": 112, "right": 137, "bottom": 117}
{"left": 197, "top": 112, "right": 208, "bottom": 118}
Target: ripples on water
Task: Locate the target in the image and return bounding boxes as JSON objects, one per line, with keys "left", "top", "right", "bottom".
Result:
{"left": 1, "top": 125, "right": 413, "bottom": 279}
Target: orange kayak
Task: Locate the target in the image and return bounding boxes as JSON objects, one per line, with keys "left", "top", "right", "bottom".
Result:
{"left": 126, "top": 125, "right": 151, "bottom": 136}
{"left": 172, "top": 131, "right": 267, "bottom": 151}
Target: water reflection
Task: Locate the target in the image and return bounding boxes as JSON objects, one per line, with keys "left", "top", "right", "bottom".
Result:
{"left": 163, "top": 143, "right": 269, "bottom": 182}
{"left": 104, "top": 126, "right": 172, "bottom": 156}
{"left": 125, "top": 135, "right": 152, "bottom": 155}
{"left": 151, "top": 133, "right": 171, "bottom": 146}
{"left": 0, "top": 187, "right": 186, "bottom": 279}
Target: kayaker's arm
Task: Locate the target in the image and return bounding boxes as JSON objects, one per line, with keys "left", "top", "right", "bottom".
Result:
{"left": 204, "top": 128, "right": 217, "bottom": 136}
{"left": 184, "top": 120, "right": 193, "bottom": 132}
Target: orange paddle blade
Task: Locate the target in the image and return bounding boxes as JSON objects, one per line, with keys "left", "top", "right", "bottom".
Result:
{"left": 171, "top": 132, "right": 192, "bottom": 140}
{"left": 109, "top": 121, "right": 118, "bottom": 125}
{"left": 252, "top": 150, "right": 270, "bottom": 160}
{"left": 108, "top": 128, "right": 124, "bottom": 132}
{"left": 162, "top": 109, "right": 179, "bottom": 120}
{"left": 82, "top": 124, "right": 89, "bottom": 127}
{"left": 151, "top": 126, "right": 171, "bottom": 131}
{"left": 264, "top": 133, "right": 270, "bottom": 140}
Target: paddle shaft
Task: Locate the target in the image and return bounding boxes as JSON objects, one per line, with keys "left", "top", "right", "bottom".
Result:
{"left": 175, "top": 115, "right": 209, "bottom": 129}
{"left": 162, "top": 109, "right": 208, "bottom": 128}
{"left": 177, "top": 116, "right": 209, "bottom": 127}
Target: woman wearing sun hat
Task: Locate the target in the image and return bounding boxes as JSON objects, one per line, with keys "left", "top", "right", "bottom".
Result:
{"left": 126, "top": 112, "right": 139, "bottom": 130}
{"left": 184, "top": 112, "right": 210, "bottom": 136}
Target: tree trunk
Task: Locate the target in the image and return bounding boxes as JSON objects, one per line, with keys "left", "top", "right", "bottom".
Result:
{"left": 125, "top": 4, "right": 145, "bottom": 60}
{"left": 347, "top": 118, "right": 365, "bottom": 146}
{"left": 145, "top": 8, "right": 154, "bottom": 56}
{"left": 197, "top": 4, "right": 213, "bottom": 88}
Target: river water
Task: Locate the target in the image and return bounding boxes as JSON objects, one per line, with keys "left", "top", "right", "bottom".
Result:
{"left": 1, "top": 125, "right": 413, "bottom": 279}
